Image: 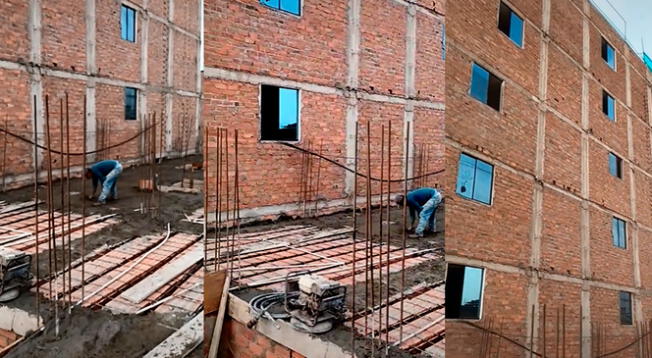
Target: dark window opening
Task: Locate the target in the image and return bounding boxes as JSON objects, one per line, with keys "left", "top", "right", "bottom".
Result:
{"left": 498, "top": 2, "right": 524, "bottom": 47}
{"left": 602, "top": 37, "right": 616, "bottom": 69}
{"left": 470, "top": 63, "right": 503, "bottom": 111}
{"left": 602, "top": 91, "right": 615, "bottom": 120}
{"left": 456, "top": 153, "right": 494, "bottom": 205}
{"left": 260, "top": 0, "right": 301, "bottom": 16}
{"left": 446, "top": 264, "right": 484, "bottom": 320}
{"left": 260, "top": 85, "right": 299, "bottom": 141}
{"left": 619, "top": 291, "right": 632, "bottom": 325}
{"left": 124, "top": 87, "right": 137, "bottom": 120}
{"left": 121, "top": 5, "right": 136, "bottom": 42}
{"left": 608, "top": 152, "right": 622, "bottom": 179}
{"left": 612, "top": 217, "right": 627, "bottom": 249}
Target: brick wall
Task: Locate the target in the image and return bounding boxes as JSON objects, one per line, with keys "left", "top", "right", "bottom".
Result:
{"left": 446, "top": 0, "right": 652, "bottom": 357}
{"left": 0, "top": 0, "right": 200, "bottom": 188}
{"left": 217, "top": 319, "right": 306, "bottom": 358}
{"left": 203, "top": 0, "right": 446, "bottom": 213}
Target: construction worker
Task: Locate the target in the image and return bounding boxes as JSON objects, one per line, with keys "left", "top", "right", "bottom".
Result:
{"left": 86, "top": 160, "right": 123, "bottom": 204}
{"left": 395, "top": 187, "right": 442, "bottom": 238}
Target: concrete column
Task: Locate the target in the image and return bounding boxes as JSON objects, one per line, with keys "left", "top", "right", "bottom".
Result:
{"left": 524, "top": 1, "right": 551, "bottom": 354}
{"left": 404, "top": 5, "right": 416, "bottom": 182}
{"left": 85, "top": 0, "right": 97, "bottom": 161}
{"left": 165, "top": 0, "right": 175, "bottom": 154}
{"left": 580, "top": 1, "right": 592, "bottom": 356}
{"left": 29, "top": 0, "right": 43, "bottom": 171}
{"left": 344, "top": 0, "right": 361, "bottom": 196}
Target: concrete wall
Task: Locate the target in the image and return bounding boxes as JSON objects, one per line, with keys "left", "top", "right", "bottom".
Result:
{"left": 0, "top": 0, "right": 201, "bottom": 188}
{"left": 202, "top": 0, "right": 446, "bottom": 215}
{"left": 446, "top": 0, "right": 652, "bottom": 356}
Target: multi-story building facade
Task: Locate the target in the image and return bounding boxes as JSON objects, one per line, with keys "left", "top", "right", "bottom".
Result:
{"left": 0, "top": 0, "right": 202, "bottom": 187}
{"left": 445, "top": 0, "right": 652, "bottom": 356}
{"left": 202, "top": 0, "right": 446, "bottom": 219}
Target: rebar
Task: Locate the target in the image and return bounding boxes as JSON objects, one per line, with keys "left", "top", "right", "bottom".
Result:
{"left": 351, "top": 121, "right": 359, "bottom": 354}
{"left": 385, "top": 120, "right": 392, "bottom": 350}
{"left": 59, "top": 98, "right": 66, "bottom": 309}
{"left": 65, "top": 92, "right": 72, "bottom": 308}
{"left": 32, "top": 95, "right": 40, "bottom": 325}
{"left": 2, "top": 116, "right": 7, "bottom": 192}
{"left": 81, "top": 94, "right": 87, "bottom": 303}
{"left": 398, "top": 123, "right": 410, "bottom": 343}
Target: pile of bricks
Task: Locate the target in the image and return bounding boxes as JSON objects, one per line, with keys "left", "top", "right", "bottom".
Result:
{"left": 0, "top": 328, "right": 20, "bottom": 352}
{"left": 36, "top": 231, "right": 203, "bottom": 314}
{"left": 0, "top": 201, "right": 117, "bottom": 253}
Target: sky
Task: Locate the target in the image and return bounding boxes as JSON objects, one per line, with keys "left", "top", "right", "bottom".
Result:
{"left": 590, "top": 0, "right": 652, "bottom": 57}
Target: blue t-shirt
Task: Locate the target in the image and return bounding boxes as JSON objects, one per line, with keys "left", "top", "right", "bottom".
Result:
{"left": 90, "top": 160, "right": 119, "bottom": 187}
{"left": 406, "top": 187, "right": 440, "bottom": 215}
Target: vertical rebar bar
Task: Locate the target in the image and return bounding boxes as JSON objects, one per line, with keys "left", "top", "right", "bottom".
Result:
{"left": 378, "top": 124, "right": 384, "bottom": 346}
{"left": 225, "top": 129, "right": 231, "bottom": 276}
{"left": 59, "top": 98, "right": 67, "bottom": 309}
{"left": 530, "top": 305, "right": 535, "bottom": 358}
{"left": 351, "top": 121, "right": 359, "bottom": 354}
{"left": 364, "top": 121, "right": 371, "bottom": 342}
{"left": 2, "top": 116, "right": 7, "bottom": 192}
{"left": 385, "top": 120, "right": 392, "bottom": 350}
{"left": 313, "top": 139, "right": 323, "bottom": 216}
{"left": 556, "top": 306, "right": 560, "bottom": 358}
{"left": 44, "top": 95, "right": 53, "bottom": 302}
{"left": 216, "top": 127, "right": 222, "bottom": 271}
{"left": 234, "top": 129, "right": 240, "bottom": 280}
{"left": 65, "top": 92, "right": 72, "bottom": 308}
{"left": 543, "top": 304, "right": 547, "bottom": 358}
{"left": 562, "top": 304, "right": 566, "bottom": 358}
{"left": 81, "top": 94, "right": 87, "bottom": 304}
{"left": 32, "top": 95, "right": 40, "bottom": 325}
{"left": 398, "top": 124, "right": 410, "bottom": 343}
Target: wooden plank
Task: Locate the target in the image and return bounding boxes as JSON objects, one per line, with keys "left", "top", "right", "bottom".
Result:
{"left": 120, "top": 245, "right": 203, "bottom": 304}
{"left": 208, "top": 275, "right": 230, "bottom": 358}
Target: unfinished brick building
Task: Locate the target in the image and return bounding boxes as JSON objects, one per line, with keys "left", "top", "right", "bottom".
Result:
{"left": 445, "top": 0, "right": 652, "bottom": 356}
{"left": 202, "top": 0, "right": 446, "bottom": 221}
{"left": 0, "top": 0, "right": 201, "bottom": 188}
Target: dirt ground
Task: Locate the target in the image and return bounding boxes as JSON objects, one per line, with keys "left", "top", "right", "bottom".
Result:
{"left": 3, "top": 155, "right": 203, "bottom": 358}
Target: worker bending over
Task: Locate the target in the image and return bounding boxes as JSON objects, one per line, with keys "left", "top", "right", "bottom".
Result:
{"left": 395, "top": 187, "right": 442, "bottom": 238}
{"left": 86, "top": 160, "right": 123, "bottom": 204}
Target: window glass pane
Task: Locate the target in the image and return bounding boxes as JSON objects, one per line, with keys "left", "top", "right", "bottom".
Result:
{"left": 619, "top": 220, "right": 626, "bottom": 248}
{"left": 121, "top": 6, "right": 127, "bottom": 40}
{"left": 260, "top": 0, "right": 280, "bottom": 9}
{"left": 609, "top": 153, "right": 617, "bottom": 176}
{"left": 608, "top": 96, "right": 614, "bottom": 119}
{"left": 497, "top": 2, "right": 511, "bottom": 36}
{"left": 509, "top": 12, "right": 523, "bottom": 46}
{"left": 129, "top": 9, "right": 135, "bottom": 42}
{"left": 473, "top": 160, "right": 493, "bottom": 204}
{"left": 280, "top": 0, "right": 300, "bottom": 15}
{"left": 620, "top": 291, "right": 632, "bottom": 325}
{"left": 470, "top": 64, "right": 489, "bottom": 104}
{"left": 460, "top": 267, "right": 483, "bottom": 319}
{"left": 456, "top": 154, "right": 476, "bottom": 199}
{"left": 278, "top": 88, "right": 298, "bottom": 129}
{"left": 612, "top": 218, "right": 619, "bottom": 246}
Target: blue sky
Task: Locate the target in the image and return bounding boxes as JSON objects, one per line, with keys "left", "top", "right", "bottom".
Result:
{"left": 590, "top": 0, "right": 652, "bottom": 57}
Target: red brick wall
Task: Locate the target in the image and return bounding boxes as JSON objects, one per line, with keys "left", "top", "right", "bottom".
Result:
{"left": 203, "top": 0, "right": 446, "bottom": 212}
{"left": 218, "top": 319, "right": 306, "bottom": 358}
{"left": 446, "top": 0, "right": 652, "bottom": 356}
{"left": 0, "top": 0, "right": 200, "bottom": 185}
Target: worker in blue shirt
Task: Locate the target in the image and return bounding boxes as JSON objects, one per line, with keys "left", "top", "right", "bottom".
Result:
{"left": 85, "top": 160, "right": 123, "bottom": 204}
{"left": 395, "top": 187, "right": 442, "bottom": 238}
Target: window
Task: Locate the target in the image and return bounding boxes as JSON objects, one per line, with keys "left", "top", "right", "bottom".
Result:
{"left": 619, "top": 291, "right": 632, "bottom": 325}
{"left": 603, "top": 91, "right": 615, "bottom": 120}
{"left": 456, "top": 153, "right": 494, "bottom": 205}
{"left": 260, "top": 0, "right": 301, "bottom": 15}
{"left": 469, "top": 63, "right": 503, "bottom": 111}
{"left": 608, "top": 152, "right": 622, "bottom": 178}
{"left": 124, "top": 87, "right": 137, "bottom": 120}
{"left": 446, "top": 264, "right": 484, "bottom": 320}
{"left": 612, "top": 217, "right": 626, "bottom": 249}
{"left": 260, "top": 85, "right": 299, "bottom": 141}
{"left": 602, "top": 37, "right": 616, "bottom": 69}
{"left": 120, "top": 5, "right": 136, "bottom": 42}
{"left": 498, "top": 2, "right": 524, "bottom": 47}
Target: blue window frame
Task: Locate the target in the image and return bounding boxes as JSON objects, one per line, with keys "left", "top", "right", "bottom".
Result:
{"left": 260, "top": 85, "right": 299, "bottom": 141}
{"left": 121, "top": 5, "right": 136, "bottom": 42}
{"left": 612, "top": 217, "right": 626, "bottom": 249}
{"left": 608, "top": 152, "right": 622, "bottom": 179}
{"left": 603, "top": 91, "right": 615, "bottom": 120}
{"left": 456, "top": 153, "right": 494, "bottom": 205}
{"left": 498, "top": 2, "right": 524, "bottom": 47}
{"left": 470, "top": 63, "right": 503, "bottom": 111}
{"left": 619, "top": 291, "right": 632, "bottom": 325}
{"left": 446, "top": 264, "right": 484, "bottom": 320}
{"left": 260, "top": 0, "right": 301, "bottom": 16}
{"left": 602, "top": 37, "right": 616, "bottom": 69}
{"left": 124, "top": 87, "right": 137, "bottom": 120}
